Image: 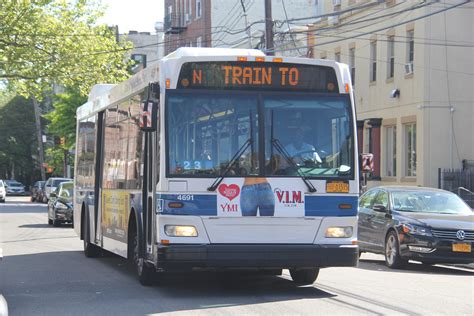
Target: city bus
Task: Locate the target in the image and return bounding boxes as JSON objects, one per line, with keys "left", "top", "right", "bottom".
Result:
{"left": 74, "top": 47, "right": 359, "bottom": 286}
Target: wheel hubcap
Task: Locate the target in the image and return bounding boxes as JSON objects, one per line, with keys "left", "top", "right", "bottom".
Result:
{"left": 386, "top": 235, "right": 396, "bottom": 265}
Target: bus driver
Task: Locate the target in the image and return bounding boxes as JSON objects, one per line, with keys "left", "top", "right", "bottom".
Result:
{"left": 284, "top": 128, "right": 322, "bottom": 165}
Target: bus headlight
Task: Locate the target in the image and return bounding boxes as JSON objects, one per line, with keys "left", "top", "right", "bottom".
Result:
{"left": 325, "top": 226, "right": 353, "bottom": 238}
{"left": 164, "top": 225, "right": 198, "bottom": 237}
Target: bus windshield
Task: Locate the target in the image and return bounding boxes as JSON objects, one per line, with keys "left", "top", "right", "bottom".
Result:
{"left": 166, "top": 90, "right": 353, "bottom": 178}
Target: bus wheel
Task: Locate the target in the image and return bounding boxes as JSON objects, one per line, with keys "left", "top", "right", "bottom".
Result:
{"left": 84, "top": 239, "right": 101, "bottom": 258}
{"left": 131, "top": 230, "right": 155, "bottom": 286}
{"left": 289, "top": 268, "right": 320, "bottom": 285}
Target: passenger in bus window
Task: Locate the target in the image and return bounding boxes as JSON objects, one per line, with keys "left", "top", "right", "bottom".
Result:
{"left": 284, "top": 127, "right": 322, "bottom": 165}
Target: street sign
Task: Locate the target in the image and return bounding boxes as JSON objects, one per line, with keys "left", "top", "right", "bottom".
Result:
{"left": 361, "top": 153, "right": 374, "bottom": 172}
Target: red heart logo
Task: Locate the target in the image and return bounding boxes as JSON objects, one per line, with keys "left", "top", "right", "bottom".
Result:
{"left": 218, "top": 184, "right": 240, "bottom": 201}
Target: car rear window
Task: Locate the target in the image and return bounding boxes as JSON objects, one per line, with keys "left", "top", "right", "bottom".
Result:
{"left": 53, "top": 179, "right": 70, "bottom": 186}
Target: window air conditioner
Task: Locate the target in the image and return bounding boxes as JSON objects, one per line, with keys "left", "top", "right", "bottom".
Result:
{"left": 405, "top": 62, "right": 414, "bottom": 74}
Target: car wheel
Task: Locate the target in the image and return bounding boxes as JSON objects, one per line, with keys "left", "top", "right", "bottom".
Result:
{"left": 130, "top": 229, "right": 155, "bottom": 286}
{"left": 48, "top": 219, "right": 53, "bottom": 225}
{"left": 53, "top": 219, "right": 61, "bottom": 227}
{"left": 289, "top": 268, "right": 320, "bottom": 285}
{"left": 385, "top": 231, "right": 407, "bottom": 269}
{"left": 31, "top": 196, "right": 35, "bottom": 202}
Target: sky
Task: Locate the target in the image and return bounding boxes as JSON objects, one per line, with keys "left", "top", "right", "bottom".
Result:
{"left": 97, "top": 0, "right": 164, "bottom": 34}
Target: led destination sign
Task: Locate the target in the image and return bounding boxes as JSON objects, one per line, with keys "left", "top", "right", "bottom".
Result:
{"left": 177, "top": 61, "right": 339, "bottom": 92}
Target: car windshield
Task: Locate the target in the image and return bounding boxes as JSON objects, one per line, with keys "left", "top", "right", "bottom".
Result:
{"left": 391, "top": 190, "right": 472, "bottom": 214}
{"left": 59, "top": 183, "right": 73, "bottom": 198}
{"left": 9, "top": 182, "right": 23, "bottom": 187}
{"left": 166, "top": 90, "right": 353, "bottom": 178}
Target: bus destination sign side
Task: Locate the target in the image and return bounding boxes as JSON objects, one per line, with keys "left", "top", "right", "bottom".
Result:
{"left": 177, "top": 62, "right": 339, "bottom": 93}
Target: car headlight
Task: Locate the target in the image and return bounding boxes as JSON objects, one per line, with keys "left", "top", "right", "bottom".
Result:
{"left": 164, "top": 225, "right": 198, "bottom": 237}
{"left": 325, "top": 226, "right": 353, "bottom": 238}
{"left": 402, "top": 224, "right": 432, "bottom": 236}
{"left": 55, "top": 202, "right": 69, "bottom": 210}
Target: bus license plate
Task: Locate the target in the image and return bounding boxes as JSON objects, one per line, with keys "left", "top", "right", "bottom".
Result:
{"left": 452, "top": 243, "right": 471, "bottom": 253}
{"left": 326, "top": 181, "right": 349, "bottom": 193}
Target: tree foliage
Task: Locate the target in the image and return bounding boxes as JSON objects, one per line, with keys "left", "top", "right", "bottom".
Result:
{"left": 0, "top": 0, "right": 132, "bottom": 98}
{"left": 0, "top": 95, "right": 38, "bottom": 183}
{"left": 44, "top": 87, "right": 86, "bottom": 149}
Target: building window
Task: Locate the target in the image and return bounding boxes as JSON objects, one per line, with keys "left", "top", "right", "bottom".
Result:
{"left": 370, "top": 41, "right": 377, "bottom": 82}
{"left": 349, "top": 47, "right": 355, "bottom": 85}
{"left": 196, "top": 36, "right": 202, "bottom": 47}
{"left": 407, "top": 30, "right": 414, "bottom": 66}
{"left": 385, "top": 126, "right": 396, "bottom": 176}
{"left": 404, "top": 123, "right": 416, "bottom": 176}
{"left": 196, "top": 0, "right": 202, "bottom": 18}
{"left": 387, "top": 36, "right": 394, "bottom": 79}
{"left": 335, "top": 52, "right": 341, "bottom": 62}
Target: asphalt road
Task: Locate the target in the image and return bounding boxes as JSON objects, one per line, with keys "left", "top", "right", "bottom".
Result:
{"left": 1, "top": 196, "right": 473, "bottom": 316}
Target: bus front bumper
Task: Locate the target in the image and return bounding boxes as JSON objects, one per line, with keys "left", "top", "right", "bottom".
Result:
{"left": 156, "top": 244, "right": 358, "bottom": 270}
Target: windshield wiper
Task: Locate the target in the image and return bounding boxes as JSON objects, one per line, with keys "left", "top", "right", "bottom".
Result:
{"left": 207, "top": 138, "right": 252, "bottom": 191}
{"left": 271, "top": 138, "right": 317, "bottom": 193}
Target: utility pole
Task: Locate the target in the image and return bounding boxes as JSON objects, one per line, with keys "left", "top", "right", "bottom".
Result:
{"left": 264, "top": 0, "right": 274, "bottom": 55}
{"left": 240, "top": 0, "right": 252, "bottom": 49}
{"left": 33, "top": 97, "right": 46, "bottom": 181}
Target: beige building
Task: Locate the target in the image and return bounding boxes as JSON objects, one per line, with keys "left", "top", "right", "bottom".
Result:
{"left": 303, "top": 0, "right": 473, "bottom": 189}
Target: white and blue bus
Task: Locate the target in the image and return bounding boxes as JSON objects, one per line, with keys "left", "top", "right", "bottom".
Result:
{"left": 74, "top": 47, "right": 359, "bottom": 285}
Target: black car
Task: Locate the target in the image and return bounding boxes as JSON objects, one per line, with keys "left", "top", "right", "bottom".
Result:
{"left": 358, "top": 186, "right": 473, "bottom": 268}
{"left": 47, "top": 181, "right": 73, "bottom": 227}
{"left": 30, "top": 181, "right": 45, "bottom": 202}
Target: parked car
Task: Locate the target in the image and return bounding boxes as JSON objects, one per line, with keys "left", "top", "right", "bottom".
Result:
{"left": 0, "top": 180, "right": 6, "bottom": 202}
{"left": 30, "top": 181, "right": 45, "bottom": 202}
{"left": 47, "top": 181, "right": 74, "bottom": 227}
{"left": 44, "top": 177, "right": 72, "bottom": 202}
{"left": 5, "top": 180, "right": 26, "bottom": 196}
{"left": 36, "top": 181, "right": 47, "bottom": 204}
{"left": 358, "top": 186, "right": 473, "bottom": 268}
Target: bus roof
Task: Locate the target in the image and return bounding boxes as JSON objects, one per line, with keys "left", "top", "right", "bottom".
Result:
{"left": 77, "top": 48, "right": 350, "bottom": 120}
{"left": 162, "top": 47, "right": 265, "bottom": 60}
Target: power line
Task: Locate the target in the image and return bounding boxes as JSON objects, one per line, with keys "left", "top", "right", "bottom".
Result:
{"left": 273, "top": 0, "right": 471, "bottom": 54}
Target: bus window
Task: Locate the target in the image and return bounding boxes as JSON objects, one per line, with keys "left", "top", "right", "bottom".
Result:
{"left": 264, "top": 93, "right": 353, "bottom": 178}
{"left": 167, "top": 91, "right": 259, "bottom": 177}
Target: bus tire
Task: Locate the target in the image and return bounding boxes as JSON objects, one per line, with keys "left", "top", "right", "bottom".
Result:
{"left": 128, "top": 217, "right": 155, "bottom": 286}
{"left": 83, "top": 209, "right": 101, "bottom": 258}
{"left": 84, "top": 239, "right": 101, "bottom": 258}
{"left": 289, "top": 268, "right": 320, "bottom": 285}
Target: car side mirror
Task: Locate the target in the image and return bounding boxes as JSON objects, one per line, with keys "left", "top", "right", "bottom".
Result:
{"left": 373, "top": 204, "right": 386, "bottom": 212}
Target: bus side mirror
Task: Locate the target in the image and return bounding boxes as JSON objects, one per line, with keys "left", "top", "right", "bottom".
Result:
{"left": 140, "top": 100, "right": 158, "bottom": 132}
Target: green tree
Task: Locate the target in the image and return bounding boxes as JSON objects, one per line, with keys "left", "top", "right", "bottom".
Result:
{"left": 0, "top": 0, "right": 132, "bottom": 98}
{"left": 0, "top": 95, "right": 38, "bottom": 184}
{"left": 43, "top": 87, "right": 86, "bottom": 174}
